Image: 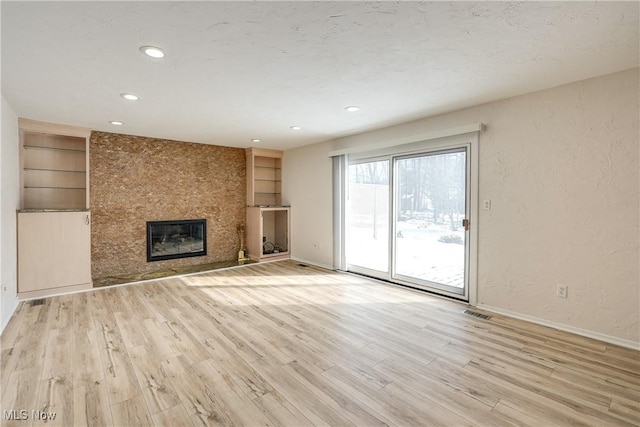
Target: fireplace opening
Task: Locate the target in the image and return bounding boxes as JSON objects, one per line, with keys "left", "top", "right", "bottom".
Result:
{"left": 147, "top": 219, "right": 207, "bottom": 262}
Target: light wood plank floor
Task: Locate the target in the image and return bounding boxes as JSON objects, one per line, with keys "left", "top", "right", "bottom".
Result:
{"left": 1, "top": 260, "right": 639, "bottom": 426}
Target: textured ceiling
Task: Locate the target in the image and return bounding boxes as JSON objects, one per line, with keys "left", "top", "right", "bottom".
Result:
{"left": 2, "top": 1, "right": 638, "bottom": 150}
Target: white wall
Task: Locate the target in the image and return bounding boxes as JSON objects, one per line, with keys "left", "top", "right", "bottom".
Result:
{"left": 283, "top": 68, "right": 639, "bottom": 346}
{"left": 283, "top": 141, "right": 334, "bottom": 269}
{"left": 1, "top": 95, "right": 20, "bottom": 333}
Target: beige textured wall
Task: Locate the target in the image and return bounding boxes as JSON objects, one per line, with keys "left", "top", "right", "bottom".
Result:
{"left": 284, "top": 68, "right": 639, "bottom": 346}
{"left": 90, "top": 132, "right": 245, "bottom": 279}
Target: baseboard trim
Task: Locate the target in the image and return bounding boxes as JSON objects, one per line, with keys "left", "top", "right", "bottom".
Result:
{"left": 290, "top": 256, "right": 334, "bottom": 271}
{"left": 476, "top": 303, "right": 640, "bottom": 350}
{"left": 18, "top": 283, "right": 93, "bottom": 301}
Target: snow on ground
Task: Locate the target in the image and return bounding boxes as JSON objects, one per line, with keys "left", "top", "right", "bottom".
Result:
{"left": 347, "top": 218, "right": 465, "bottom": 288}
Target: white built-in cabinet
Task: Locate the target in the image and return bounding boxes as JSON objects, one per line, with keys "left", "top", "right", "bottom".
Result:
{"left": 17, "top": 119, "right": 93, "bottom": 297}
{"left": 18, "top": 211, "right": 92, "bottom": 298}
{"left": 245, "top": 148, "right": 290, "bottom": 261}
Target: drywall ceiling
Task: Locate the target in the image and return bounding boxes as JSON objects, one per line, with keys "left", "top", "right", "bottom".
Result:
{"left": 2, "top": 1, "right": 638, "bottom": 150}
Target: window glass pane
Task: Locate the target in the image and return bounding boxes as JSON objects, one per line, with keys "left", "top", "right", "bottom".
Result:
{"left": 347, "top": 160, "right": 389, "bottom": 273}
{"left": 395, "top": 151, "right": 466, "bottom": 290}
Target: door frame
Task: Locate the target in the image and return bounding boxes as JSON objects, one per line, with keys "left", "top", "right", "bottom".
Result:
{"left": 390, "top": 146, "right": 471, "bottom": 300}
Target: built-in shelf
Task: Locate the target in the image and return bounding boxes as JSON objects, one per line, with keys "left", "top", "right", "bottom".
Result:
{"left": 19, "top": 118, "right": 90, "bottom": 210}
{"left": 246, "top": 147, "right": 283, "bottom": 207}
{"left": 246, "top": 206, "right": 290, "bottom": 262}
{"left": 24, "top": 168, "right": 86, "bottom": 173}
{"left": 245, "top": 147, "right": 290, "bottom": 262}
{"left": 24, "top": 186, "right": 86, "bottom": 190}
{"left": 23, "top": 145, "right": 86, "bottom": 153}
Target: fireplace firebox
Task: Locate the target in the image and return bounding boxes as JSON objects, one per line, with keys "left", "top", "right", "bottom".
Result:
{"left": 147, "top": 219, "right": 207, "bottom": 262}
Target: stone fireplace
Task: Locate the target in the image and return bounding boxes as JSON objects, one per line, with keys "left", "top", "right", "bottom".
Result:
{"left": 90, "top": 132, "right": 245, "bottom": 282}
{"left": 147, "top": 219, "right": 207, "bottom": 262}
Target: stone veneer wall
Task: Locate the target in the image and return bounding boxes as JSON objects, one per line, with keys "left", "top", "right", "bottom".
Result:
{"left": 90, "top": 131, "right": 245, "bottom": 280}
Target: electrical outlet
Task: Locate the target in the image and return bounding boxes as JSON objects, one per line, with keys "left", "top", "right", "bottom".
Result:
{"left": 557, "top": 284, "right": 568, "bottom": 298}
{"left": 483, "top": 200, "right": 491, "bottom": 210}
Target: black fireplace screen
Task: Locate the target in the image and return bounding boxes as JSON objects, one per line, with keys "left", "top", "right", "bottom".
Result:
{"left": 147, "top": 219, "right": 207, "bottom": 262}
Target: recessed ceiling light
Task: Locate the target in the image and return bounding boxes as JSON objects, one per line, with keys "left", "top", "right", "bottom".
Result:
{"left": 109, "top": 121, "right": 124, "bottom": 126}
{"left": 290, "top": 126, "right": 302, "bottom": 131}
{"left": 140, "top": 46, "right": 165, "bottom": 58}
{"left": 345, "top": 106, "right": 360, "bottom": 112}
{"left": 251, "top": 139, "right": 261, "bottom": 143}
{"left": 120, "top": 93, "right": 139, "bottom": 101}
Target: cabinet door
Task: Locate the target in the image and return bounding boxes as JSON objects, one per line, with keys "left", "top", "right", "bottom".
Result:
{"left": 246, "top": 207, "right": 262, "bottom": 260}
{"left": 18, "top": 211, "right": 92, "bottom": 292}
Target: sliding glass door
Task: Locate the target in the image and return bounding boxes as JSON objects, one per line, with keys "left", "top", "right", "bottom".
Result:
{"left": 393, "top": 149, "right": 467, "bottom": 294}
{"left": 345, "top": 144, "right": 471, "bottom": 300}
